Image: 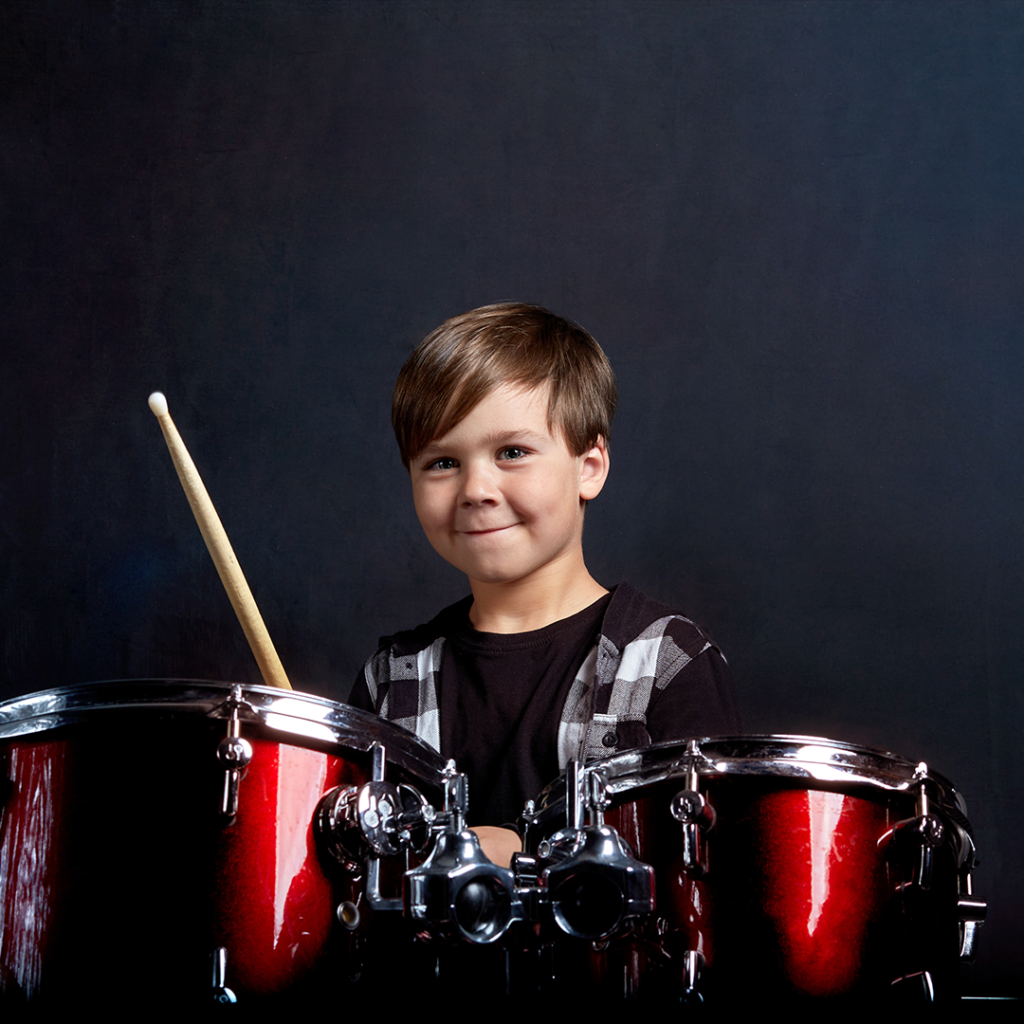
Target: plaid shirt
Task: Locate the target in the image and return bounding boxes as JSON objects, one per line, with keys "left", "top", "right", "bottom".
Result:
{"left": 357, "top": 583, "right": 728, "bottom": 766}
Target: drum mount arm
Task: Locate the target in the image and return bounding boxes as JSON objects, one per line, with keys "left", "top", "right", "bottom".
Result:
{"left": 524, "top": 761, "right": 656, "bottom": 941}
{"left": 317, "top": 753, "right": 523, "bottom": 942}
{"left": 403, "top": 761, "right": 523, "bottom": 944}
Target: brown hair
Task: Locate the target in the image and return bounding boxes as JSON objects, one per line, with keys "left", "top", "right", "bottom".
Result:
{"left": 392, "top": 302, "right": 617, "bottom": 468}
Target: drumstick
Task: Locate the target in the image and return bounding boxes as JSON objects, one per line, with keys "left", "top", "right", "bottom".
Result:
{"left": 148, "top": 392, "right": 292, "bottom": 690}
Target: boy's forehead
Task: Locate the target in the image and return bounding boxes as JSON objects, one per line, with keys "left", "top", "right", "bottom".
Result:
{"left": 423, "top": 381, "right": 558, "bottom": 448}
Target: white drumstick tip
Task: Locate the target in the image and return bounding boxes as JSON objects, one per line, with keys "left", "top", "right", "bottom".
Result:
{"left": 148, "top": 391, "right": 169, "bottom": 417}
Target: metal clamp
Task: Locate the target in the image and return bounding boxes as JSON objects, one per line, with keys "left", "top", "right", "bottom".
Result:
{"left": 403, "top": 761, "right": 522, "bottom": 944}
{"left": 315, "top": 742, "right": 435, "bottom": 908}
{"left": 531, "top": 761, "right": 656, "bottom": 941}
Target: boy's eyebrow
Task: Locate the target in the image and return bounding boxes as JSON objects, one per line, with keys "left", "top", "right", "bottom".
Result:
{"left": 418, "top": 428, "right": 552, "bottom": 459}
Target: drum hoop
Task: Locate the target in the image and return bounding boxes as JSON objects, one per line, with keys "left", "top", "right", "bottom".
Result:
{"left": 0, "top": 679, "right": 448, "bottom": 788}
{"left": 533, "top": 734, "right": 965, "bottom": 819}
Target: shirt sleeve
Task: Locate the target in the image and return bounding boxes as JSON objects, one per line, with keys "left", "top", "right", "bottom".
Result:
{"left": 348, "top": 665, "right": 376, "bottom": 712}
{"left": 645, "top": 646, "right": 742, "bottom": 741}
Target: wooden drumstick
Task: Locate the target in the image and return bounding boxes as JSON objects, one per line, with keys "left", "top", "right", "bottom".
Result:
{"left": 148, "top": 391, "right": 292, "bottom": 690}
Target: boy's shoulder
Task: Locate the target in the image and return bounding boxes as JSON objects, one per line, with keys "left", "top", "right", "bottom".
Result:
{"left": 602, "top": 582, "right": 723, "bottom": 660}
{"left": 374, "top": 595, "right": 475, "bottom": 658}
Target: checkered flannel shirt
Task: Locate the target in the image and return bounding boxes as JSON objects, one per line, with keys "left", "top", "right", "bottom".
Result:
{"left": 358, "top": 583, "right": 721, "bottom": 766}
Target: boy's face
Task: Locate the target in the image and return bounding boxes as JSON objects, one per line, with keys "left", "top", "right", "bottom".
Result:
{"left": 409, "top": 383, "right": 608, "bottom": 588}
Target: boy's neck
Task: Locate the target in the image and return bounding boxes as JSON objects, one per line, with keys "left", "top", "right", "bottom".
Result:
{"left": 466, "top": 557, "right": 609, "bottom": 634}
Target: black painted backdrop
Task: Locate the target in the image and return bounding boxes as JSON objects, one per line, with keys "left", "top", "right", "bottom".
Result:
{"left": 2, "top": 0, "right": 1021, "bottom": 992}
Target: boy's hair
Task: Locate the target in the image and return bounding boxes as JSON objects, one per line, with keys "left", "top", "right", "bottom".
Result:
{"left": 392, "top": 302, "right": 617, "bottom": 468}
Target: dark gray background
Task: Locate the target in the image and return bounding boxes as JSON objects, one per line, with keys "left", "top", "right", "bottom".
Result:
{"left": 2, "top": 0, "right": 1020, "bottom": 992}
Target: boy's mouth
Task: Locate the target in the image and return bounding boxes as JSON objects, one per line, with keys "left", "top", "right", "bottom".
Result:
{"left": 459, "top": 524, "right": 516, "bottom": 535}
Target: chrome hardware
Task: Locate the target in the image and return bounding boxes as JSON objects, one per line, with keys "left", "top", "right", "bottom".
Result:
{"left": 956, "top": 846, "right": 987, "bottom": 961}
{"left": 889, "top": 763, "right": 946, "bottom": 891}
{"left": 439, "top": 758, "right": 468, "bottom": 824}
{"left": 215, "top": 686, "right": 253, "bottom": 823}
{"left": 404, "top": 761, "right": 521, "bottom": 944}
{"left": 529, "top": 759, "right": 656, "bottom": 941}
{"left": 683, "top": 949, "right": 705, "bottom": 998}
{"left": 336, "top": 901, "right": 360, "bottom": 930}
{"left": 316, "top": 741, "right": 435, "bottom": 887}
{"left": 890, "top": 969, "right": 935, "bottom": 1002}
{"left": 317, "top": 779, "right": 434, "bottom": 868}
{"left": 540, "top": 823, "right": 655, "bottom": 940}
{"left": 404, "top": 827, "right": 521, "bottom": 944}
{"left": 512, "top": 852, "right": 538, "bottom": 891}
{"left": 566, "top": 760, "right": 584, "bottom": 831}
{"left": 669, "top": 741, "right": 716, "bottom": 877}
{"left": 211, "top": 947, "right": 237, "bottom": 1004}
{"left": 586, "top": 769, "right": 611, "bottom": 827}
{"left": 958, "top": 896, "right": 987, "bottom": 961}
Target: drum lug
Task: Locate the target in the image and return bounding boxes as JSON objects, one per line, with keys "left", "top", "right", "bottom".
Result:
{"left": 211, "top": 946, "right": 237, "bottom": 1004}
{"left": 957, "top": 899, "right": 986, "bottom": 961}
{"left": 956, "top": 858, "right": 987, "bottom": 961}
{"left": 683, "top": 948, "right": 705, "bottom": 1000}
{"left": 670, "top": 790, "right": 716, "bottom": 877}
{"left": 666, "top": 742, "right": 716, "bottom": 878}
{"left": 215, "top": 686, "right": 254, "bottom": 824}
{"left": 889, "top": 763, "right": 946, "bottom": 891}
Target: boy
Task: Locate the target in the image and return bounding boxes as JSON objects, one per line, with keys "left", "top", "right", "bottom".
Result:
{"left": 350, "top": 303, "right": 740, "bottom": 864}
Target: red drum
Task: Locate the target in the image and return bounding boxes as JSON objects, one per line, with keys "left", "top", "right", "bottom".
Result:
{"left": 524, "top": 736, "right": 983, "bottom": 1005}
{"left": 0, "top": 680, "right": 446, "bottom": 1007}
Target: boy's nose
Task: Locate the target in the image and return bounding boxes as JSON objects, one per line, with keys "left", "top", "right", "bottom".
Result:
{"left": 459, "top": 462, "right": 499, "bottom": 505}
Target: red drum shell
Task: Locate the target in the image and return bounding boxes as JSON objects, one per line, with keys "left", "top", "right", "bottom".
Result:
{"left": 0, "top": 680, "right": 445, "bottom": 1006}
{"left": 526, "top": 736, "right": 974, "bottom": 1004}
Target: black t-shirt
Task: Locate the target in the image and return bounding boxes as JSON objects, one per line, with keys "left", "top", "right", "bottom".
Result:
{"left": 440, "top": 593, "right": 612, "bottom": 826}
{"left": 350, "top": 587, "right": 740, "bottom": 826}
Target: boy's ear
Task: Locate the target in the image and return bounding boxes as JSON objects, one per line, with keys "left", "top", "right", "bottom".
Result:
{"left": 578, "top": 436, "right": 610, "bottom": 501}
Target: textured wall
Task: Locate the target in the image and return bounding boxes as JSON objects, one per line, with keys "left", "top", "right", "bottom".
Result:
{"left": 1, "top": 1, "right": 1021, "bottom": 991}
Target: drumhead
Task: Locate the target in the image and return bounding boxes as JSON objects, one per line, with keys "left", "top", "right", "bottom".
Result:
{"left": 531, "top": 734, "right": 970, "bottom": 839}
{"left": 0, "top": 679, "right": 447, "bottom": 788}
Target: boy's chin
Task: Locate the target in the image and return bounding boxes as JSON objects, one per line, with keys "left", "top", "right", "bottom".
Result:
{"left": 462, "top": 567, "right": 525, "bottom": 587}
{"left": 432, "top": 541, "right": 582, "bottom": 589}
{"left": 462, "top": 561, "right": 569, "bottom": 590}
{"left": 453, "top": 559, "right": 535, "bottom": 588}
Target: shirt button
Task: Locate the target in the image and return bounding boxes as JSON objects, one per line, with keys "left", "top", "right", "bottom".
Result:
{"left": 602, "top": 731, "right": 617, "bottom": 747}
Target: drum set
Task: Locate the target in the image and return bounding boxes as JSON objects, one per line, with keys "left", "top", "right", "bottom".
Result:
{"left": 0, "top": 680, "right": 986, "bottom": 1007}
{"left": 1, "top": 398, "right": 983, "bottom": 1004}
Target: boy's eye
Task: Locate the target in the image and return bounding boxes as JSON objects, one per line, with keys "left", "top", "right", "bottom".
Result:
{"left": 498, "top": 446, "right": 528, "bottom": 461}
{"left": 426, "top": 457, "right": 458, "bottom": 471}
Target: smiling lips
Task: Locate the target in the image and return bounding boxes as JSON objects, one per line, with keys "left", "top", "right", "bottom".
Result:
{"left": 458, "top": 524, "right": 518, "bottom": 535}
